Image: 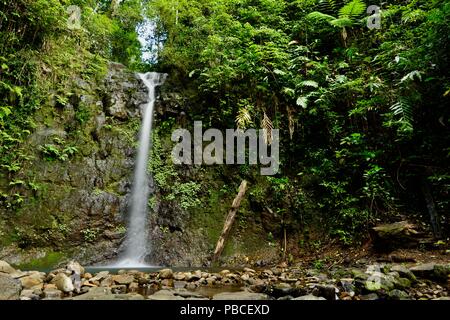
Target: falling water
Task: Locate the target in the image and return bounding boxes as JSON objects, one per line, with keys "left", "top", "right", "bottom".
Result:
{"left": 117, "top": 72, "right": 166, "bottom": 267}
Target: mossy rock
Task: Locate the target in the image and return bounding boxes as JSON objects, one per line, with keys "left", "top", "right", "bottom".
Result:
{"left": 15, "top": 251, "right": 65, "bottom": 270}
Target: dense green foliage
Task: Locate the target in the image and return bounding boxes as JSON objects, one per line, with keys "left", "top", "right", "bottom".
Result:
{"left": 149, "top": 0, "right": 449, "bottom": 242}
{"left": 0, "top": 0, "right": 448, "bottom": 251}
{"left": 0, "top": 0, "right": 144, "bottom": 208}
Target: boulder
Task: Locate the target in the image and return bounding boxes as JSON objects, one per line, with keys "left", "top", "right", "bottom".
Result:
{"left": 43, "top": 288, "right": 63, "bottom": 300}
{"left": 0, "top": 273, "right": 21, "bottom": 300}
{"left": 388, "top": 289, "right": 410, "bottom": 300}
{"left": 244, "top": 267, "right": 256, "bottom": 274}
{"left": 128, "top": 282, "right": 139, "bottom": 293}
{"left": 390, "top": 265, "right": 417, "bottom": 282}
{"left": 271, "top": 283, "right": 297, "bottom": 298}
{"left": 90, "top": 271, "right": 110, "bottom": 282}
{"left": 371, "top": 221, "right": 419, "bottom": 251}
{"left": 219, "top": 270, "right": 231, "bottom": 276}
{"left": 71, "top": 272, "right": 82, "bottom": 293}
{"left": 293, "top": 294, "right": 326, "bottom": 301}
{"left": 53, "top": 273, "right": 74, "bottom": 293}
{"left": 241, "top": 273, "right": 250, "bottom": 282}
{"left": 72, "top": 286, "right": 143, "bottom": 300}
{"left": 20, "top": 289, "right": 40, "bottom": 301}
{"left": 340, "top": 278, "right": 356, "bottom": 294}
{"left": 158, "top": 269, "right": 174, "bottom": 279}
{"left": 410, "top": 263, "right": 450, "bottom": 282}
{"left": 173, "top": 273, "right": 186, "bottom": 281}
{"left": 313, "top": 284, "right": 337, "bottom": 301}
{"left": 66, "top": 261, "right": 84, "bottom": 276}
{"left": 359, "top": 293, "right": 379, "bottom": 300}
{"left": 393, "top": 277, "right": 411, "bottom": 290}
{"left": 0, "top": 260, "right": 16, "bottom": 274}
{"left": 172, "top": 289, "right": 205, "bottom": 299}
{"left": 112, "top": 274, "right": 135, "bottom": 285}
{"left": 72, "top": 287, "right": 112, "bottom": 300}
{"left": 19, "top": 273, "right": 44, "bottom": 289}
{"left": 148, "top": 290, "right": 185, "bottom": 300}
{"left": 364, "top": 272, "right": 396, "bottom": 292}
{"left": 111, "top": 285, "right": 127, "bottom": 294}
{"left": 212, "top": 291, "right": 269, "bottom": 300}
{"left": 100, "top": 275, "right": 114, "bottom": 287}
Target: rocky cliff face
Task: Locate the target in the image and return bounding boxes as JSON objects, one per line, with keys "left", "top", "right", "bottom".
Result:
{"left": 0, "top": 63, "right": 279, "bottom": 269}
{"left": 0, "top": 63, "right": 149, "bottom": 266}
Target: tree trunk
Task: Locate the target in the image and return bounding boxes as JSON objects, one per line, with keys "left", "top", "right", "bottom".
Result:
{"left": 212, "top": 180, "right": 248, "bottom": 263}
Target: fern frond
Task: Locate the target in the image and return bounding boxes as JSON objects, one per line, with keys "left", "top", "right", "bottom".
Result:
{"left": 307, "top": 11, "right": 336, "bottom": 22}
{"left": 339, "top": 0, "right": 366, "bottom": 18}
{"left": 330, "top": 17, "right": 353, "bottom": 28}
{"left": 400, "top": 70, "right": 423, "bottom": 84}
{"left": 318, "top": 0, "right": 338, "bottom": 13}
{"left": 296, "top": 96, "right": 308, "bottom": 109}
{"left": 236, "top": 107, "right": 253, "bottom": 130}
{"left": 390, "top": 98, "right": 414, "bottom": 133}
{"left": 261, "top": 113, "right": 274, "bottom": 145}
{"left": 300, "top": 80, "right": 319, "bottom": 88}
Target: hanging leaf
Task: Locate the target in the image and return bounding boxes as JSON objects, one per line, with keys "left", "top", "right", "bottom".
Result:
{"left": 296, "top": 96, "right": 308, "bottom": 109}
{"left": 261, "top": 113, "right": 274, "bottom": 145}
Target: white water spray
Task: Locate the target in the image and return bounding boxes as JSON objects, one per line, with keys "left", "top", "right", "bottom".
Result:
{"left": 117, "top": 72, "right": 166, "bottom": 267}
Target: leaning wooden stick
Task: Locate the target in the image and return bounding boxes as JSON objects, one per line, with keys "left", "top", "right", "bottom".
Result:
{"left": 212, "top": 180, "right": 248, "bottom": 263}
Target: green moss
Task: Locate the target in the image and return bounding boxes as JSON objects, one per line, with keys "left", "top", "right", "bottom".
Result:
{"left": 15, "top": 251, "right": 65, "bottom": 270}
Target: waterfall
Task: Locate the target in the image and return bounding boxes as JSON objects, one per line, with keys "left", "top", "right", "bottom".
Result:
{"left": 117, "top": 72, "right": 166, "bottom": 267}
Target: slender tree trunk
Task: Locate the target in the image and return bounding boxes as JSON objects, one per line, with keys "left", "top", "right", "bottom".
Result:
{"left": 212, "top": 180, "right": 248, "bottom": 263}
